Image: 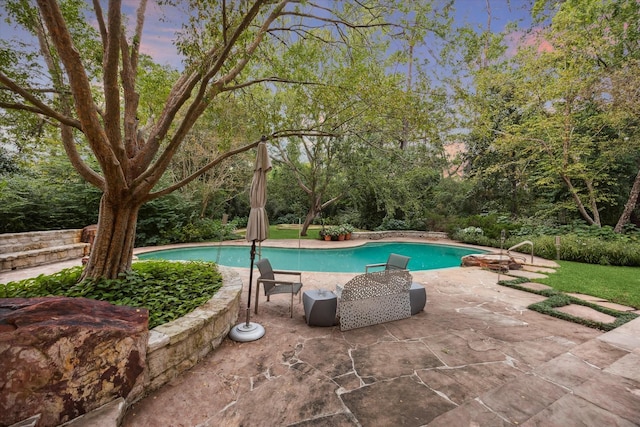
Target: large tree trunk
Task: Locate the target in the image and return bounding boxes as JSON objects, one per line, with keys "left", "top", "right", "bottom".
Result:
{"left": 81, "top": 193, "right": 142, "bottom": 280}
{"left": 614, "top": 166, "right": 640, "bottom": 233}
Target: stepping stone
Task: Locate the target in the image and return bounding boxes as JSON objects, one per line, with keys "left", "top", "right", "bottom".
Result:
{"left": 504, "top": 270, "right": 548, "bottom": 280}
{"left": 518, "top": 282, "right": 552, "bottom": 292}
{"left": 522, "top": 265, "right": 556, "bottom": 274}
{"left": 556, "top": 304, "right": 617, "bottom": 324}
{"left": 595, "top": 301, "right": 637, "bottom": 312}
{"left": 568, "top": 293, "right": 607, "bottom": 302}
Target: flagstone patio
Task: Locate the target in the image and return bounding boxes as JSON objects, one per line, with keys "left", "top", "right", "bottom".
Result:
{"left": 2, "top": 238, "right": 639, "bottom": 426}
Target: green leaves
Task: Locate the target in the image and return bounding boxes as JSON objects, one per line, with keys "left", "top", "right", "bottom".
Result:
{"left": 1, "top": 260, "right": 224, "bottom": 329}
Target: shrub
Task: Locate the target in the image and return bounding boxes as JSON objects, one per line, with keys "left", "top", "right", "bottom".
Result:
{"left": 273, "top": 213, "right": 301, "bottom": 225}
{"left": 1, "top": 260, "right": 223, "bottom": 329}
{"left": 181, "top": 218, "right": 240, "bottom": 242}
{"left": 374, "top": 218, "right": 411, "bottom": 231}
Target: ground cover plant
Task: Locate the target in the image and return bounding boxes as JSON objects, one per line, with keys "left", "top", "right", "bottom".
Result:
{"left": 533, "top": 261, "right": 640, "bottom": 309}
{"left": 1, "top": 260, "right": 223, "bottom": 329}
{"left": 498, "top": 261, "right": 639, "bottom": 331}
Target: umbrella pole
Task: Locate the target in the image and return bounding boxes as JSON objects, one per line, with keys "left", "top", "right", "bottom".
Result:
{"left": 229, "top": 240, "right": 265, "bottom": 342}
{"left": 245, "top": 240, "right": 256, "bottom": 327}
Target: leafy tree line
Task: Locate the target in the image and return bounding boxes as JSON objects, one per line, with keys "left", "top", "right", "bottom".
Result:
{"left": 1, "top": 0, "right": 453, "bottom": 279}
{"left": 453, "top": 0, "right": 640, "bottom": 231}
{"left": 2, "top": 0, "right": 640, "bottom": 277}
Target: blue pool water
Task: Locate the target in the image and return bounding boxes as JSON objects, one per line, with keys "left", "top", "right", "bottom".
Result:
{"left": 137, "top": 242, "right": 484, "bottom": 273}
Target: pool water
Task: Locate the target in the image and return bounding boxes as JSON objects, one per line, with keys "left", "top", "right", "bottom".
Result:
{"left": 137, "top": 242, "right": 484, "bottom": 273}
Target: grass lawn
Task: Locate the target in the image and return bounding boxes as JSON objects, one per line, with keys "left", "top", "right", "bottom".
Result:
{"left": 238, "top": 224, "right": 324, "bottom": 240}
{"left": 534, "top": 261, "right": 640, "bottom": 309}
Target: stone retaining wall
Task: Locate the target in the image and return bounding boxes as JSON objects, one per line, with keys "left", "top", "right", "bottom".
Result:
{"left": 352, "top": 230, "right": 448, "bottom": 240}
{"left": 131, "top": 265, "right": 242, "bottom": 401}
{"left": 0, "top": 230, "right": 91, "bottom": 271}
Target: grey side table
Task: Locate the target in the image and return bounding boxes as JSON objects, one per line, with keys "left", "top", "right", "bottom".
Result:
{"left": 303, "top": 289, "right": 337, "bottom": 327}
{"left": 409, "top": 282, "right": 427, "bottom": 315}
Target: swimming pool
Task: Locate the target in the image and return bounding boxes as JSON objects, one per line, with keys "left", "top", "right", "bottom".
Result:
{"left": 137, "top": 242, "right": 484, "bottom": 273}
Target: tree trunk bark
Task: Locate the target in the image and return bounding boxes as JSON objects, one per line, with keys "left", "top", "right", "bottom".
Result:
{"left": 81, "top": 193, "right": 141, "bottom": 280}
{"left": 561, "top": 175, "right": 597, "bottom": 226}
{"left": 615, "top": 166, "right": 640, "bottom": 233}
{"left": 300, "top": 209, "right": 318, "bottom": 236}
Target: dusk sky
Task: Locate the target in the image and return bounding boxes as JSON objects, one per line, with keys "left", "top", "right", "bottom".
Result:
{"left": 129, "top": 0, "right": 536, "bottom": 69}
{"left": 0, "top": 1, "right": 536, "bottom": 70}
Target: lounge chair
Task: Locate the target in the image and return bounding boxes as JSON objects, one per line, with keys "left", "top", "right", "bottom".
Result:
{"left": 365, "top": 253, "right": 410, "bottom": 273}
{"left": 254, "top": 258, "right": 303, "bottom": 318}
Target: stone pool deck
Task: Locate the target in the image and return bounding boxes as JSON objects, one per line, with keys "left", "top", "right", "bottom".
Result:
{"left": 2, "top": 238, "right": 640, "bottom": 426}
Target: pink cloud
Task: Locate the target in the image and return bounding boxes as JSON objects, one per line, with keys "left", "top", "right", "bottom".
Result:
{"left": 508, "top": 27, "right": 554, "bottom": 55}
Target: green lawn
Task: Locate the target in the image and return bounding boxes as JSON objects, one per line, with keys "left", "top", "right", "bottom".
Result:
{"left": 534, "top": 261, "right": 640, "bottom": 309}
{"left": 239, "top": 224, "right": 324, "bottom": 240}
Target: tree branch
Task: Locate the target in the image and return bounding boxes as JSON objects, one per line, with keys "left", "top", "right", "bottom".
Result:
{"left": 0, "top": 72, "right": 81, "bottom": 129}
{"left": 144, "top": 137, "right": 263, "bottom": 200}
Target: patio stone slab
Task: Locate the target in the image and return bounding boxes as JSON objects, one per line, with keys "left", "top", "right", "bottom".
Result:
{"left": 351, "top": 340, "right": 443, "bottom": 380}
{"left": 522, "top": 265, "right": 556, "bottom": 274}
{"left": 567, "top": 293, "right": 607, "bottom": 302}
{"left": 521, "top": 393, "right": 638, "bottom": 427}
{"left": 503, "top": 270, "right": 548, "bottom": 280}
{"left": 533, "top": 352, "right": 601, "bottom": 389}
{"left": 569, "top": 339, "right": 631, "bottom": 369}
{"left": 340, "top": 375, "right": 457, "bottom": 426}
{"left": 416, "top": 361, "right": 520, "bottom": 405}
{"left": 605, "top": 350, "right": 640, "bottom": 383}
{"left": 428, "top": 398, "right": 512, "bottom": 426}
{"left": 595, "top": 301, "right": 637, "bottom": 312}
{"left": 573, "top": 371, "right": 640, "bottom": 423}
{"left": 555, "top": 304, "right": 617, "bottom": 324}
{"left": 479, "top": 373, "right": 567, "bottom": 425}
{"left": 288, "top": 413, "right": 357, "bottom": 426}
{"left": 598, "top": 315, "right": 640, "bottom": 351}
{"left": 518, "top": 282, "right": 553, "bottom": 292}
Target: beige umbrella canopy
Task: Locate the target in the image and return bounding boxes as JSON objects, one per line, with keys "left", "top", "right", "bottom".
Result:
{"left": 230, "top": 136, "right": 271, "bottom": 342}
{"left": 245, "top": 138, "right": 272, "bottom": 243}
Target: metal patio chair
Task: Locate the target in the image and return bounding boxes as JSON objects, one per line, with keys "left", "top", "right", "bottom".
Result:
{"left": 254, "top": 258, "right": 303, "bottom": 318}
{"left": 365, "top": 253, "right": 410, "bottom": 273}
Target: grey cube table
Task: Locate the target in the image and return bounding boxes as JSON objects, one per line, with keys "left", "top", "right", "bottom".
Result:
{"left": 303, "top": 289, "right": 337, "bottom": 327}
{"left": 409, "top": 282, "right": 427, "bottom": 315}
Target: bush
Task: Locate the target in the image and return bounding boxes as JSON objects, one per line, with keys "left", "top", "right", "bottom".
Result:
{"left": 374, "top": 218, "right": 411, "bottom": 231}
{"left": 181, "top": 218, "right": 240, "bottom": 242}
{"left": 447, "top": 213, "right": 519, "bottom": 239}
{"left": 273, "top": 213, "right": 301, "bottom": 225}
{"left": 1, "top": 260, "right": 223, "bottom": 329}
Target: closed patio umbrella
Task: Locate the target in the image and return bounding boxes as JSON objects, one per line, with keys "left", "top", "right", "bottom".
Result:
{"left": 229, "top": 136, "right": 271, "bottom": 342}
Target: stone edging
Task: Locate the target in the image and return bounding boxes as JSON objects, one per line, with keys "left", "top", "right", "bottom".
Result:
{"left": 129, "top": 265, "right": 242, "bottom": 403}
{"left": 352, "top": 230, "right": 448, "bottom": 240}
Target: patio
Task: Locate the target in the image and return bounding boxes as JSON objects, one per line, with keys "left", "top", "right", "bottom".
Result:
{"left": 2, "top": 238, "right": 640, "bottom": 426}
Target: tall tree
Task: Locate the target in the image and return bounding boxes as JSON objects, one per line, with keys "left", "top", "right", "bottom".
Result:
{"left": 0, "top": 0, "right": 424, "bottom": 279}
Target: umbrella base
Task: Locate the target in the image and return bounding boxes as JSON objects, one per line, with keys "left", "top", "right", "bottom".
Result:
{"left": 229, "top": 322, "right": 265, "bottom": 342}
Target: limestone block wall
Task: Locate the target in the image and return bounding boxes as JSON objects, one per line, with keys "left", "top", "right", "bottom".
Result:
{"left": 132, "top": 265, "right": 242, "bottom": 401}
{"left": 0, "top": 230, "right": 91, "bottom": 271}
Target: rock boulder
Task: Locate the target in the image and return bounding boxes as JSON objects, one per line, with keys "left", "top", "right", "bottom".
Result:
{"left": 460, "top": 253, "right": 523, "bottom": 272}
{"left": 0, "top": 297, "right": 148, "bottom": 427}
